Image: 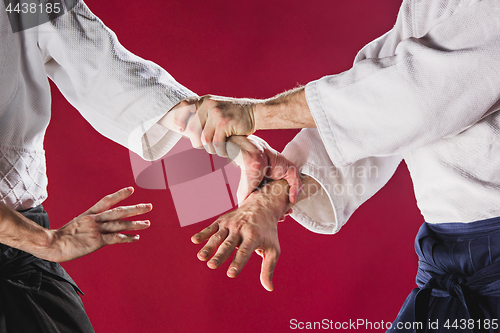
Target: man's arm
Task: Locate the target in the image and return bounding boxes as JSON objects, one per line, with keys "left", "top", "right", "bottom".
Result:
{"left": 191, "top": 175, "right": 322, "bottom": 291}
{"left": 179, "top": 87, "right": 315, "bottom": 154}
{"left": 38, "top": 0, "right": 197, "bottom": 162}
{"left": 254, "top": 86, "right": 315, "bottom": 130}
{"left": 0, "top": 187, "right": 151, "bottom": 262}
{"left": 182, "top": 2, "right": 500, "bottom": 166}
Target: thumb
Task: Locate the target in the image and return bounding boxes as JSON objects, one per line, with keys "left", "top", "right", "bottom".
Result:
{"left": 236, "top": 173, "right": 251, "bottom": 205}
{"left": 260, "top": 249, "right": 279, "bottom": 292}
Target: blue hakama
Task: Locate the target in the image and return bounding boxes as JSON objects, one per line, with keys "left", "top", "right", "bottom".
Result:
{"left": 388, "top": 217, "right": 500, "bottom": 333}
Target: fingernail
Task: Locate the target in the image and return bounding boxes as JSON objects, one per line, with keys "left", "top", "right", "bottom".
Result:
{"left": 140, "top": 220, "right": 150, "bottom": 225}
{"left": 228, "top": 267, "right": 238, "bottom": 277}
{"left": 199, "top": 250, "right": 208, "bottom": 259}
{"left": 133, "top": 235, "right": 140, "bottom": 240}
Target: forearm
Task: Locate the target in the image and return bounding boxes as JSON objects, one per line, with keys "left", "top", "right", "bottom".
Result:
{"left": 39, "top": 1, "right": 195, "bottom": 160}
{"left": 254, "top": 86, "right": 316, "bottom": 130}
{"left": 0, "top": 203, "right": 52, "bottom": 259}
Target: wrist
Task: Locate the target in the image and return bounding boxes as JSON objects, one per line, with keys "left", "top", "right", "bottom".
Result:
{"left": 0, "top": 203, "right": 60, "bottom": 261}
{"left": 249, "top": 179, "right": 290, "bottom": 221}
{"left": 18, "top": 227, "right": 58, "bottom": 261}
{"left": 34, "top": 228, "right": 58, "bottom": 261}
{"left": 253, "top": 101, "right": 266, "bottom": 131}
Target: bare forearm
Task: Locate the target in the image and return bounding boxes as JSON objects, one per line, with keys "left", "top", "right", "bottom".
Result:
{"left": 0, "top": 203, "right": 52, "bottom": 258}
{"left": 254, "top": 86, "right": 316, "bottom": 130}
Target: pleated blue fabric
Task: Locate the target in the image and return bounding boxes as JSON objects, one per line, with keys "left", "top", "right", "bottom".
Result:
{"left": 388, "top": 217, "right": 500, "bottom": 333}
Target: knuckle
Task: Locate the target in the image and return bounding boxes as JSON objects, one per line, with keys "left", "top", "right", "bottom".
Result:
{"left": 202, "top": 245, "right": 212, "bottom": 253}
{"left": 203, "top": 132, "right": 212, "bottom": 143}
{"left": 205, "top": 222, "right": 218, "bottom": 234}
{"left": 101, "top": 234, "right": 114, "bottom": 245}
{"left": 246, "top": 230, "right": 262, "bottom": 244}
{"left": 81, "top": 222, "right": 99, "bottom": 236}
{"left": 114, "top": 233, "right": 126, "bottom": 242}
{"left": 206, "top": 99, "right": 217, "bottom": 108}
{"left": 222, "top": 239, "right": 234, "bottom": 249}
{"left": 238, "top": 246, "right": 251, "bottom": 257}
{"left": 218, "top": 118, "right": 228, "bottom": 127}
{"left": 245, "top": 235, "right": 258, "bottom": 245}
{"left": 118, "top": 219, "right": 129, "bottom": 227}
{"left": 88, "top": 219, "right": 100, "bottom": 229}
{"left": 186, "top": 124, "right": 199, "bottom": 136}
{"left": 185, "top": 125, "right": 194, "bottom": 134}
{"left": 112, "top": 207, "right": 124, "bottom": 214}
{"left": 211, "top": 107, "right": 222, "bottom": 117}
{"left": 83, "top": 214, "right": 95, "bottom": 222}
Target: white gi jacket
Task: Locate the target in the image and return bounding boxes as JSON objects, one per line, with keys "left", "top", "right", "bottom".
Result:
{"left": 0, "top": 0, "right": 194, "bottom": 210}
{"left": 283, "top": 0, "right": 500, "bottom": 233}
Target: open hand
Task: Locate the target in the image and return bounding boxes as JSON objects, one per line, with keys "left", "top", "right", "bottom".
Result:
{"left": 191, "top": 179, "right": 290, "bottom": 291}
{"left": 45, "top": 187, "right": 151, "bottom": 262}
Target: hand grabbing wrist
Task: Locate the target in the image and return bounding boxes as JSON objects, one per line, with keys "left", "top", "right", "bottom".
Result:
{"left": 158, "top": 97, "right": 199, "bottom": 133}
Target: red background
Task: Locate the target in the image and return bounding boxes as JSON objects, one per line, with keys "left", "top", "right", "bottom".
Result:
{"left": 44, "top": 0, "right": 425, "bottom": 332}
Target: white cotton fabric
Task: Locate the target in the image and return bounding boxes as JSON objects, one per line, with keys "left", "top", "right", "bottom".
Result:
{"left": 284, "top": 0, "right": 500, "bottom": 233}
{"left": 0, "top": 0, "right": 192, "bottom": 210}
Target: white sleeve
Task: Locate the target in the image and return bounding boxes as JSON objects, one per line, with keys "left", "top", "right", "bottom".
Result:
{"left": 282, "top": 1, "right": 500, "bottom": 234}
{"left": 283, "top": 129, "right": 402, "bottom": 234}
{"left": 37, "top": 0, "right": 196, "bottom": 161}
{"left": 307, "top": 0, "right": 500, "bottom": 167}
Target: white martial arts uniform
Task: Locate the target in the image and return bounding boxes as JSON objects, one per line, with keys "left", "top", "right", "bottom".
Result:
{"left": 0, "top": 0, "right": 194, "bottom": 211}
{"left": 283, "top": 0, "right": 500, "bottom": 233}
{"left": 0, "top": 1, "right": 195, "bottom": 331}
